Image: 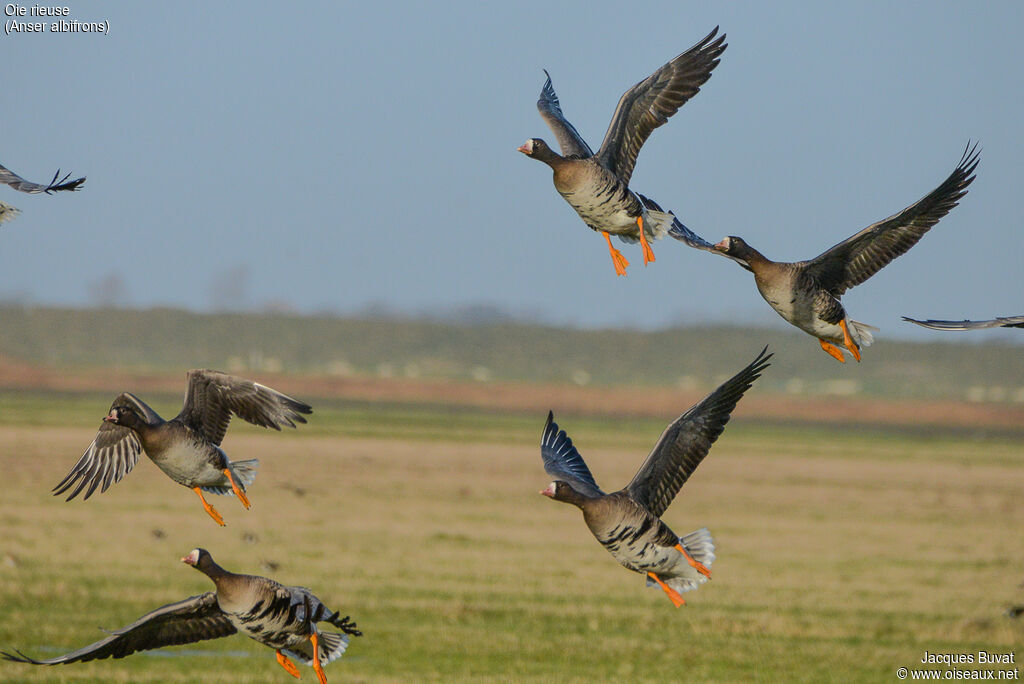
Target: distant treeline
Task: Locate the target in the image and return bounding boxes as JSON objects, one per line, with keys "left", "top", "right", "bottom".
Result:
{"left": 0, "top": 305, "right": 1021, "bottom": 402}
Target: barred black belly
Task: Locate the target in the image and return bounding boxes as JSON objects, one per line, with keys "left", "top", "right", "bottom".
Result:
{"left": 597, "top": 518, "right": 666, "bottom": 574}
{"left": 561, "top": 180, "right": 639, "bottom": 232}
{"left": 233, "top": 596, "right": 308, "bottom": 649}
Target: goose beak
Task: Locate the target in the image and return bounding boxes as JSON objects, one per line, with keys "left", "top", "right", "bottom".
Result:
{"left": 103, "top": 411, "right": 117, "bottom": 423}
{"left": 517, "top": 140, "right": 533, "bottom": 155}
{"left": 713, "top": 238, "right": 729, "bottom": 252}
{"left": 540, "top": 483, "right": 556, "bottom": 498}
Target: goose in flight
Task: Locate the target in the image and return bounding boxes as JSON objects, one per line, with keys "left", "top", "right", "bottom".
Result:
{"left": 539, "top": 347, "right": 770, "bottom": 606}
{"left": 2, "top": 548, "right": 361, "bottom": 684}
{"left": 52, "top": 369, "right": 312, "bottom": 526}
{"left": 519, "top": 27, "right": 726, "bottom": 276}
{"left": 711, "top": 144, "right": 979, "bottom": 362}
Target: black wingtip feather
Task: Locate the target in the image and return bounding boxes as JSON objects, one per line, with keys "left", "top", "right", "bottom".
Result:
{"left": 327, "top": 612, "right": 363, "bottom": 636}
{"left": 709, "top": 346, "right": 771, "bottom": 418}
{"left": 1, "top": 648, "right": 41, "bottom": 664}
{"left": 751, "top": 345, "right": 772, "bottom": 373}
{"left": 53, "top": 470, "right": 86, "bottom": 501}
{"left": 736, "top": 345, "right": 772, "bottom": 389}
{"left": 622, "top": 345, "right": 770, "bottom": 517}
{"left": 541, "top": 410, "right": 563, "bottom": 447}
{"left": 52, "top": 473, "right": 76, "bottom": 495}
{"left": 44, "top": 169, "right": 85, "bottom": 193}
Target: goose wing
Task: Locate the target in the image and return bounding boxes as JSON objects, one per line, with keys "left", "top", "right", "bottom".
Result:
{"left": 595, "top": 27, "right": 726, "bottom": 185}
{"left": 903, "top": 314, "right": 1024, "bottom": 331}
{"left": 1, "top": 593, "right": 235, "bottom": 665}
{"left": 0, "top": 162, "right": 85, "bottom": 194}
{"left": 536, "top": 70, "right": 594, "bottom": 159}
{"left": 51, "top": 393, "right": 153, "bottom": 501}
{"left": 805, "top": 143, "right": 979, "bottom": 296}
{"left": 540, "top": 411, "right": 604, "bottom": 498}
{"left": 176, "top": 369, "right": 312, "bottom": 446}
{"left": 625, "top": 347, "right": 770, "bottom": 517}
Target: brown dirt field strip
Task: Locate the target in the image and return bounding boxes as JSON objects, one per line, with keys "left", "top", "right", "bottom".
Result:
{"left": 2, "top": 356, "right": 1022, "bottom": 431}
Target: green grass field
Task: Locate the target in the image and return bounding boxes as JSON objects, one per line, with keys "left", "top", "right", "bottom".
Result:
{"left": 0, "top": 397, "right": 1021, "bottom": 682}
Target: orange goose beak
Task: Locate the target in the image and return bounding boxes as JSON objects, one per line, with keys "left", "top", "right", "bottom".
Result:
{"left": 517, "top": 141, "right": 533, "bottom": 155}
{"left": 713, "top": 238, "right": 729, "bottom": 251}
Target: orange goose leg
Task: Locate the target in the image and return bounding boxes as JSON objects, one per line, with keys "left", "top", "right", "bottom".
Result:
{"left": 222, "top": 468, "right": 251, "bottom": 509}
{"left": 192, "top": 487, "right": 225, "bottom": 526}
{"left": 839, "top": 319, "right": 861, "bottom": 362}
{"left": 602, "top": 231, "right": 630, "bottom": 276}
{"left": 310, "top": 631, "right": 327, "bottom": 684}
{"left": 636, "top": 216, "right": 655, "bottom": 265}
{"left": 275, "top": 649, "right": 301, "bottom": 678}
{"left": 647, "top": 572, "right": 686, "bottom": 607}
{"left": 818, "top": 339, "right": 846, "bottom": 363}
{"left": 674, "top": 543, "right": 711, "bottom": 578}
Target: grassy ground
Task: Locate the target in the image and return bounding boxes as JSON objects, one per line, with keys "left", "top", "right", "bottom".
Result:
{"left": 0, "top": 400, "right": 1021, "bottom": 682}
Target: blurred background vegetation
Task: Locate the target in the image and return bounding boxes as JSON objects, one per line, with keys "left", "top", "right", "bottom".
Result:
{"left": 1, "top": 305, "right": 1021, "bottom": 403}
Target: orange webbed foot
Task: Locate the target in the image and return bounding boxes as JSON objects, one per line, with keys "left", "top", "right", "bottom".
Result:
{"left": 647, "top": 572, "right": 685, "bottom": 607}
{"left": 602, "top": 231, "right": 630, "bottom": 276}
{"left": 839, "top": 319, "right": 861, "bottom": 362}
{"left": 675, "top": 543, "right": 711, "bottom": 578}
{"left": 223, "top": 468, "right": 251, "bottom": 509}
{"left": 818, "top": 339, "right": 846, "bottom": 363}
{"left": 192, "top": 487, "right": 226, "bottom": 526}
{"left": 276, "top": 649, "right": 301, "bottom": 679}
{"left": 636, "top": 216, "right": 655, "bottom": 265}
{"left": 310, "top": 632, "right": 327, "bottom": 684}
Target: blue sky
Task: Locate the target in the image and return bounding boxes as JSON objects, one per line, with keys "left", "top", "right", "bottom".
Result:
{"left": 2, "top": 1, "right": 1021, "bottom": 339}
